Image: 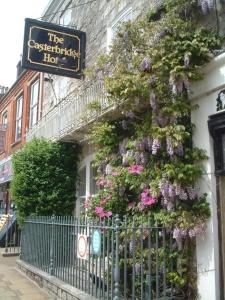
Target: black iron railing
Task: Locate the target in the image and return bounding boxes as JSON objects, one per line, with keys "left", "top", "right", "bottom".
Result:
{"left": 20, "top": 216, "right": 181, "bottom": 300}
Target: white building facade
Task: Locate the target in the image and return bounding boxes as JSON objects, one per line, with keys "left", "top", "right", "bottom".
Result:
{"left": 25, "top": 0, "right": 225, "bottom": 299}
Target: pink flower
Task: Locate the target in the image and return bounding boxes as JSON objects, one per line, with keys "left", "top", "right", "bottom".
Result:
{"left": 95, "top": 206, "right": 104, "bottom": 215}
{"left": 128, "top": 201, "right": 135, "bottom": 209}
{"left": 105, "top": 211, "right": 112, "bottom": 217}
{"left": 111, "top": 171, "right": 120, "bottom": 176}
{"left": 96, "top": 177, "right": 107, "bottom": 187}
{"left": 95, "top": 206, "right": 112, "bottom": 218}
{"left": 106, "top": 180, "right": 114, "bottom": 189}
{"left": 140, "top": 189, "right": 156, "bottom": 208}
{"left": 100, "top": 199, "right": 107, "bottom": 205}
{"left": 128, "top": 165, "right": 144, "bottom": 174}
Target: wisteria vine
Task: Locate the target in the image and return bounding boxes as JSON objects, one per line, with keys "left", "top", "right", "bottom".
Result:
{"left": 85, "top": 1, "right": 223, "bottom": 295}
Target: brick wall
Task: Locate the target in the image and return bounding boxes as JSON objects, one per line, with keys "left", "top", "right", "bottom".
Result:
{"left": 0, "top": 70, "right": 40, "bottom": 160}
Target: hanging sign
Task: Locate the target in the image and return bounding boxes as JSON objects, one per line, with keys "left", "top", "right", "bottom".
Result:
{"left": 77, "top": 234, "right": 88, "bottom": 260}
{"left": 92, "top": 230, "right": 101, "bottom": 256}
{"left": 22, "top": 18, "right": 86, "bottom": 79}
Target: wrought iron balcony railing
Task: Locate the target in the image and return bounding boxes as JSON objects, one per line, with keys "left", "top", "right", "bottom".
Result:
{"left": 26, "top": 81, "right": 111, "bottom": 142}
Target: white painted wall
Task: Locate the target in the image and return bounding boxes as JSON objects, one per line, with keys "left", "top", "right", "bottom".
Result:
{"left": 191, "top": 53, "right": 225, "bottom": 300}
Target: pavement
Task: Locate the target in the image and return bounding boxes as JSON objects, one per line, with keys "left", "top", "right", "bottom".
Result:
{"left": 0, "top": 249, "right": 54, "bottom": 300}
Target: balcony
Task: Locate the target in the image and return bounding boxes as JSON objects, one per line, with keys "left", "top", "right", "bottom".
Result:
{"left": 26, "top": 81, "right": 112, "bottom": 142}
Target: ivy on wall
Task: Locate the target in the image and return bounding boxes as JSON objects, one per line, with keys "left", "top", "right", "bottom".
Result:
{"left": 85, "top": 0, "right": 224, "bottom": 296}
{"left": 11, "top": 138, "right": 80, "bottom": 224}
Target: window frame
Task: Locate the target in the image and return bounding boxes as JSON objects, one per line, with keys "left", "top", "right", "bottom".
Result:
{"left": 15, "top": 94, "right": 23, "bottom": 142}
{"left": 59, "top": 2, "right": 72, "bottom": 26}
{"left": 76, "top": 154, "right": 98, "bottom": 217}
{"left": 107, "top": 7, "right": 133, "bottom": 51}
{"left": 2, "top": 110, "right": 8, "bottom": 129}
{"left": 29, "top": 79, "right": 40, "bottom": 129}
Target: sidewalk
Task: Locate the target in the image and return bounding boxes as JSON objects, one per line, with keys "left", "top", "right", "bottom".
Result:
{"left": 0, "top": 250, "right": 54, "bottom": 300}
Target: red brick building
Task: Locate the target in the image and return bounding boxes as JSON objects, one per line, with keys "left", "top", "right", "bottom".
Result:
{"left": 0, "top": 66, "right": 43, "bottom": 214}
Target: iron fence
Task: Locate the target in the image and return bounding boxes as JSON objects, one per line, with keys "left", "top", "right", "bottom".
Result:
{"left": 0, "top": 214, "right": 21, "bottom": 255}
{"left": 20, "top": 216, "right": 182, "bottom": 300}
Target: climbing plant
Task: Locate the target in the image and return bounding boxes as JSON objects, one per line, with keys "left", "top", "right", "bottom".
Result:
{"left": 84, "top": 0, "right": 224, "bottom": 298}
{"left": 11, "top": 138, "right": 80, "bottom": 224}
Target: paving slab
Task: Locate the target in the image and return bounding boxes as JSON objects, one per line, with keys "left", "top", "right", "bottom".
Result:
{"left": 0, "top": 249, "right": 54, "bottom": 300}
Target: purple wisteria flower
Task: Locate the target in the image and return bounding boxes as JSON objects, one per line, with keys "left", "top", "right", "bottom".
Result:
{"left": 175, "top": 184, "right": 181, "bottom": 196}
{"left": 119, "top": 139, "right": 128, "bottom": 155}
{"left": 152, "top": 138, "right": 161, "bottom": 155}
{"left": 166, "top": 136, "right": 174, "bottom": 156}
{"left": 149, "top": 75, "right": 157, "bottom": 87}
{"left": 173, "top": 228, "right": 187, "bottom": 241}
{"left": 168, "top": 184, "right": 175, "bottom": 198}
{"left": 144, "top": 136, "right": 152, "bottom": 152}
{"left": 154, "top": 30, "right": 167, "bottom": 43}
{"left": 125, "top": 111, "right": 135, "bottom": 119}
{"left": 169, "top": 74, "right": 190, "bottom": 94}
{"left": 150, "top": 93, "right": 157, "bottom": 111}
{"left": 189, "top": 223, "right": 206, "bottom": 238}
{"left": 140, "top": 58, "right": 152, "bottom": 72}
{"left": 198, "top": 0, "right": 214, "bottom": 14}
{"left": 187, "top": 186, "right": 198, "bottom": 200}
{"left": 184, "top": 52, "right": 190, "bottom": 68}
{"left": 159, "top": 179, "right": 170, "bottom": 197}
{"left": 134, "top": 152, "right": 142, "bottom": 165}
{"left": 129, "top": 240, "right": 135, "bottom": 252}
{"left": 174, "top": 144, "right": 184, "bottom": 157}
{"left": 140, "top": 152, "right": 149, "bottom": 165}
{"left": 179, "top": 188, "right": 188, "bottom": 200}
{"left": 121, "top": 120, "right": 128, "bottom": 130}
{"left": 105, "top": 164, "right": 113, "bottom": 175}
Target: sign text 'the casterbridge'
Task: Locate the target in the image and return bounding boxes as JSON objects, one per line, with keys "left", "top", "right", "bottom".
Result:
{"left": 22, "top": 18, "right": 86, "bottom": 79}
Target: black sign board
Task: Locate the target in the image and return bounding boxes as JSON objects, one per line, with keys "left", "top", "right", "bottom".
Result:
{"left": 22, "top": 18, "right": 86, "bottom": 78}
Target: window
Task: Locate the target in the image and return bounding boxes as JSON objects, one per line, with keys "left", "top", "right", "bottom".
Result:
{"left": 15, "top": 95, "right": 23, "bottom": 141}
{"left": 107, "top": 7, "right": 132, "bottom": 50}
{"left": 2, "top": 111, "right": 7, "bottom": 128}
{"left": 76, "top": 156, "right": 98, "bottom": 216}
{"left": 29, "top": 80, "right": 39, "bottom": 128}
{"left": 60, "top": 4, "right": 72, "bottom": 26}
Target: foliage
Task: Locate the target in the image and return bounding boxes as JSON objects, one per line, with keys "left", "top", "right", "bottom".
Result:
{"left": 11, "top": 138, "right": 80, "bottom": 224}
{"left": 85, "top": 0, "right": 223, "bottom": 298}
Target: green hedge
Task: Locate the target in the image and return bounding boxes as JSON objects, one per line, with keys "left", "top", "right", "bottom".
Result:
{"left": 11, "top": 138, "right": 80, "bottom": 224}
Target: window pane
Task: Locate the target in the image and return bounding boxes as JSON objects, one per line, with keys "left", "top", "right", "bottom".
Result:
{"left": 111, "top": 8, "right": 132, "bottom": 39}
{"left": 30, "top": 81, "right": 39, "bottom": 106}
{"left": 2, "top": 112, "right": 7, "bottom": 126}
{"left": 16, "top": 119, "right": 22, "bottom": 140}
{"left": 15, "top": 96, "right": 23, "bottom": 141}
{"left": 60, "top": 8, "right": 71, "bottom": 26}
{"left": 17, "top": 96, "right": 23, "bottom": 117}
{"left": 29, "top": 80, "right": 39, "bottom": 129}
{"left": 30, "top": 105, "right": 38, "bottom": 128}
{"left": 78, "top": 167, "right": 86, "bottom": 197}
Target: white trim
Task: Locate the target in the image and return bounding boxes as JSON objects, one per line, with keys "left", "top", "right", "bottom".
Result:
{"left": 76, "top": 154, "right": 96, "bottom": 217}
{"left": 107, "top": 7, "right": 133, "bottom": 52}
